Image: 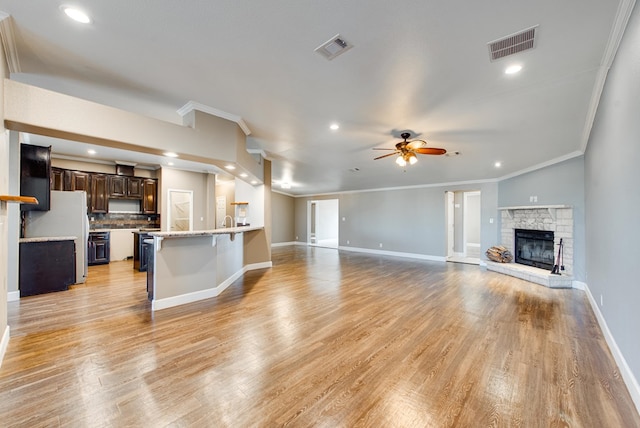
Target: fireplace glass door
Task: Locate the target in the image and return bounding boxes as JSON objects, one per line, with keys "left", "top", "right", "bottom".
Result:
{"left": 514, "top": 229, "right": 555, "bottom": 270}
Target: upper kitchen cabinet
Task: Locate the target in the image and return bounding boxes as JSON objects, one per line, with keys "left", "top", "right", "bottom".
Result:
{"left": 142, "top": 179, "right": 157, "bottom": 214}
{"left": 109, "top": 175, "right": 143, "bottom": 199}
{"left": 20, "top": 143, "right": 51, "bottom": 211}
{"left": 51, "top": 167, "right": 65, "bottom": 191}
{"left": 64, "top": 170, "right": 90, "bottom": 192}
{"left": 90, "top": 174, "right": 109, "bottom": 213}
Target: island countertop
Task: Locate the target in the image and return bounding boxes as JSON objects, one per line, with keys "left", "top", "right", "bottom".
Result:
{"left": 148, "top": 225, "right": 262, "bottom": 238}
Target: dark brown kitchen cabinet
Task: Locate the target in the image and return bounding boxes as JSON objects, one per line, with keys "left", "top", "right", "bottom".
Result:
{"left": 51, "top": 167, "right": 65, "bottom": 190}
{"left": 109, "top": 175, "right": 143, "bottom": 199}
{"left": 88, "top": 231, "right": 110, "bottom": 265}
{"left": 19, "top": 239, "right": 76, "bottom": 296}
{"left": 90, "top": 174, "right": 109, "bottom": 213}
{"left": 133, "top": 231, "right": 152, "bottom": 271}
{"left": 20, "top": 143, "right": 51, "bottom": 211}
{"left": 64, "top": 170, "right": 90, "bottom": 192}
{"left": 142, "top": 179, "right": 157, "bottom": 214}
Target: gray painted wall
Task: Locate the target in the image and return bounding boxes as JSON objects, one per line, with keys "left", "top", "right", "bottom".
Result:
{"left": 272, "top": 191, "right": 295, "bottom": 243}
{"left": 294, "top": 182, "right": 498, "bottom": 258}
{"left": 160, "top": 168, "right": 210, "bottom": 231}
{"left": 584, "top": 2, "right": 640, "bottom": 386}
{"left": 497, "top": 156, "right": 586, "bottom": 281}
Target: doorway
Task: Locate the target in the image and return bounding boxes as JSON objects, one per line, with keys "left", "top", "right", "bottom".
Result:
{"left": 307, "top": 199, "right": 339, "bottom": 248}
{"left": 445, "top": 190, "right": 481, "bottom": 265}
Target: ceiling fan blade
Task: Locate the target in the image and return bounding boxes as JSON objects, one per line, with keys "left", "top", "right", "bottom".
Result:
{"left": 414, "top": 147, "right": 447, "bottom": 155}
{"left": 406, "top": 140, "right": 427, "bottom": 150}
{"left": 374, "top": 151, "right": 399, "bottom": 160}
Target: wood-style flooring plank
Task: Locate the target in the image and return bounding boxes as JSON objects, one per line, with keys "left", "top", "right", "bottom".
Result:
{"left": 1, "top": 246, "right": 639, "bottom": 427}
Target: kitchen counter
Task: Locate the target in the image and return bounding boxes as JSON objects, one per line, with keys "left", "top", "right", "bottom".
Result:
{"left": 146, "top": 226, "right": 270, "bottom": 311}
{"left": 148, "top": 225, "right": 261, "bottom": 239}
{"left": 20, "top": 236, "right": 76, "bottom": 243}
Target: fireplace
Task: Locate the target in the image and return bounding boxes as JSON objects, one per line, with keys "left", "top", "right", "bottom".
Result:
{"left": 514, "top": 229, "right": 555, "bottom": 270}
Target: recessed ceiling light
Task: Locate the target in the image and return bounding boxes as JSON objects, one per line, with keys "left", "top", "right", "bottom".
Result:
{"left": 167, "top": 162, "right": 174, "bottom": 166}
{"left": 164, "top": 152, "right": 178, "bottom": 158}
{"left": 239, "top": 173, "right": 248, "bottom": 178}
{"left": 61, "top": 6, "right": 91, "bottom": 24}
{"left": 250, "top": 180, "right": 258, "bottom": 185}
{"left": 281, "top": 182, "right": 291, "bottom": 189}
{"left": 87, "top": 149, "right": 96, "bottom": 155}
{"left": 505, "top": 65, "right": 522, "bottom": 75}
{"left": 495, "top": 161, "right": 502, "bottom": 168}
{"left": 330, "top": 123, "right": 340, "bottom": 130}
{"left": 225, "top": 165, "right": 236, "bottom": 170}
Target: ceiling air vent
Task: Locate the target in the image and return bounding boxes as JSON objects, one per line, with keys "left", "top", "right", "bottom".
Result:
{"left": 315, "top": 34, "right": 352, "bottom": 60}
{"left": 487, "top": 25, "right": 538, "bottom": 62}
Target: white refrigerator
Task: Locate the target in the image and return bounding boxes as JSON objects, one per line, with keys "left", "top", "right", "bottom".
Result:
{"left": 24, "top": 190, "right": 90, "bottom": 283}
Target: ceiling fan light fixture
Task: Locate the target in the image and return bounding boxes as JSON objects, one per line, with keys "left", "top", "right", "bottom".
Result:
{"left": 408, "top": 153, "right": 418, "bottom": 165}
{"left": 396, "top": 156, "right": 406, "bottom": 167}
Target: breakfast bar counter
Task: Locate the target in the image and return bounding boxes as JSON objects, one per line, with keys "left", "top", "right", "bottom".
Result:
{"left": 147, "top": 226, "right": 271, "bottom": 311}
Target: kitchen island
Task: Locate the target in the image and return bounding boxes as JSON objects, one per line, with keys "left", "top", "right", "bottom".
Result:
{"left": 147, "top": 226, "right": 271, "bottom": 311}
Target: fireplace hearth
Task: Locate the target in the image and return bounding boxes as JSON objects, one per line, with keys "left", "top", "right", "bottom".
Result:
{"left": 514, "top": 229, "right": 555, "bottom": 270}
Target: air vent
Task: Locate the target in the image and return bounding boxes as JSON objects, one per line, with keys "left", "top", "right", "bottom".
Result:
{"left": 487, "top": 25, "right": 538, "bottom": 62}
{"left": 315, "top": 34, "right": 353, "bottom": 60}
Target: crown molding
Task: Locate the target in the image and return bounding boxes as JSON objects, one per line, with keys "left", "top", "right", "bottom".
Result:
{"left": 176, "top": 101, "right": 251, "bottom": 136}
{"left": 0, "top": 12, "right": 21, "bottom": 73}
{"left": 497, "top": 150, "right": 584, "bottom": 181}
{"left": 581, "top": 0, "right": 636, "bottom": 152}
{"left": 247, "top": 148, "right": 268, "bottom": 159}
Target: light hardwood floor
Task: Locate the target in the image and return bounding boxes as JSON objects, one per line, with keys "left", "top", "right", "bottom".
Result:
{"left": 1, "top": 246, "right": 639, "bottom": 427}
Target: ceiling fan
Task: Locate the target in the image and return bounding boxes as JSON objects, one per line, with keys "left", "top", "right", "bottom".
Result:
{"left": 373, "top": 132, "right": 446, "bottom": 166}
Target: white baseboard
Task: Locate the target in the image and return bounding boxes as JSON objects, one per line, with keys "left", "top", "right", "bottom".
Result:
{"left": 244, "top": 261, "right": 273, "bottom": 271}
{"left": 338, "top": 246, "right": 446, "bottom": 262}
{"left": 572, "top": 280, "right": 586, "bottom": 290}
{"left": 152, "top": 261, "right": 273, "bottom": 311}
{"left": 583, "top": 283, "right": 640, "bottom": 414}
{"left": 271, "top": 241, "right": 297, "bottom": 247}
{"left": 7, "top": 291, "right": 19, "bottom": 302}
{"left": 0, "top": 325, "right": 9, "bottom": 368}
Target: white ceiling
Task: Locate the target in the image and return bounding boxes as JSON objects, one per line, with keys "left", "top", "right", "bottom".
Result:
{"left": 0, "top": 1, "right": 633, "bottom": 195}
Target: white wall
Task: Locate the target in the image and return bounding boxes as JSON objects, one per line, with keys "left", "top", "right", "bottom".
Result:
{"left": 316, "top": 199, "right": 339, "bottom": 243}
{"left": 235, "top": 178, "right": 264, "bottom": 227}
{"left": 0, "top": 41, "right": 9, "bottom": 366}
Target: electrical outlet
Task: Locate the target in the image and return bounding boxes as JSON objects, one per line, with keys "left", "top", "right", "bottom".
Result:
{"left": 489, "top": 218, "right": 494, "bottom": 224}
{"left": 295, "top": 236, "right": 298, "bottom": 240}
{"left": 600, "top": 294, "right": 603, "bottom": 306}
{"left": 347, "top": 240, "right": 350, "bottom": 245}
{"left": 379, "top": 243, "right": 383, "bottom": 248}
{"left": 342, "top": 217, "right": 346, "bottom": 221}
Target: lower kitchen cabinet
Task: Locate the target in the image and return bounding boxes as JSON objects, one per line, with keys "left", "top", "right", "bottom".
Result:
{"left": 19, "top": 238, "right": 76, "bottom": 297}
{"left": 146, "top": 239, "right": 154, "bottom": 300}
{"left": 133, "top": 231, "right": 151, "bottom": 271}
{"left": 88, "top": 231, "right": 110, "bottom": 265}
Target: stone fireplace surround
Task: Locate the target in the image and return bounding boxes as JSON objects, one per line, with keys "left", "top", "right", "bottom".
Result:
{"left": 486, "top": 205, "right": 573, "bottom": 288}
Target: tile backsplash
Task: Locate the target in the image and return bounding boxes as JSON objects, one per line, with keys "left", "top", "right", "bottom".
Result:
{"left": 90, "top": 213, "right": 160, "bottom": 230}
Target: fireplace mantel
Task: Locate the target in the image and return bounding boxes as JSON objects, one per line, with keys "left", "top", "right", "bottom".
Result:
{"left": 498, "top": 205, "right": 571, "bottom": 221}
